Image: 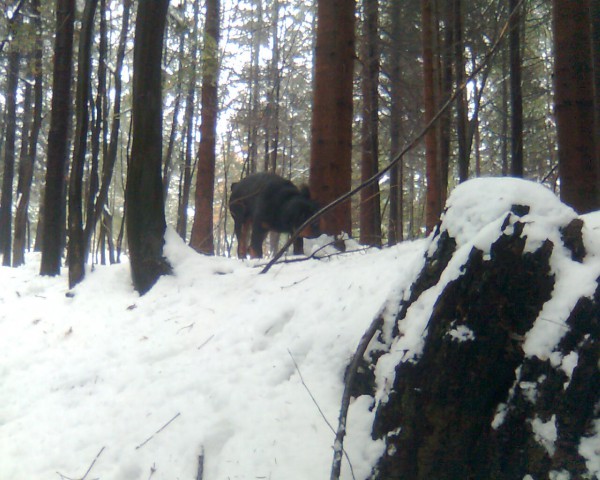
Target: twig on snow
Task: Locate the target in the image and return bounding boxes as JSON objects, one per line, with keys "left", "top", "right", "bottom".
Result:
{"left": 196, "top": 446, "right": 205, "bottom": 480}
{"left": 56, "top": 446, "right": 105, "bottom": 480}
{"left": 330, "top": 315, "right": 384, "bottom": 480}
{"left": 287, "top": 350, "right": 356, "bottom": 480}
{"left": 135, "top": 412, "right": 181, "bottom": 450}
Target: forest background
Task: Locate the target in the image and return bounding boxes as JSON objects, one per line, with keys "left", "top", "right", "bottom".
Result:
{"left": 0, "top": 0, "right": 597, "bottom": 293}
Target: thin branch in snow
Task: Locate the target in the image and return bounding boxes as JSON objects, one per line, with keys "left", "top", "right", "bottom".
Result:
{"left": 287, "top": 350, "right": 356, "bottom": 480}
{"left": 330, "top": 314, "right": 383, "bottom": 480}
{"left": 56, "top": 446, "right": 105, "bottom": 480}
{"left": 135, "top": 413, "right": 181, "bottom": 450}
{"left": 196, "top": 446, "right": 205, "bottom": 480}
{"left": 198, "top": 335, "right": 215, "bottom": 350}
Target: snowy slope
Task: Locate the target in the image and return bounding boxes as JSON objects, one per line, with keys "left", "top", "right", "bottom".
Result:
{"left": 1, "top": 177, "right": 599, "bottom": 479}
{"left": 0, "top": 228, "right": 426, "bottom": 480}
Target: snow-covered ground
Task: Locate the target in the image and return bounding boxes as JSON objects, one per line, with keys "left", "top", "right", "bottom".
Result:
{"left": 1, "top": 177, "right": 599, "bottom": 479}
{"left": 0, "top": 226, "right": 426, "bottom": 480}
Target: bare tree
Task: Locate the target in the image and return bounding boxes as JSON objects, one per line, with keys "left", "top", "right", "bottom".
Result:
{"left": 126, "top": 0, "right": 172, "bottom": 294}
{"left": 190, "top": 0, "right": 221, "bottom": 254}
{"left": 309, "top": 0, "right": 355, "bottom": 236}
{"left": 421, "top": 0, "right": 442, "bottom": 233}
{"left": 509, "top": 0, "right": 524, "bottom": 177}
{"left": 13, "top": 0, "right": 43, "bottom": 267}
{"left": 40, "top": 0, "right": 75, "bottom": 276}
{"left": 0, "top": 26, "right": 20, "bottom": 266}
{"left": 553, "top": 0, "right": 599, "bottom": 213}
{"left": 68, "top": 0, "right": 99, "bottom": 288}
{"left": 359, "top": 0, "right": 382, "bottom": 246}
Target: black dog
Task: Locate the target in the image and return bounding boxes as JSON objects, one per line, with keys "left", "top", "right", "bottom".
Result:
{"left": 229, "top": 172, "right": 320, "bottom": 258}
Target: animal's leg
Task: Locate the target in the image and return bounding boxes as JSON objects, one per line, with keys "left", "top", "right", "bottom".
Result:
{"left": 293, "top": 237, "right": 304, "bottom": 255}
{"left": 249, "top": 222, "right": 268, "bottom": 258}
{"left": 238, "top": 219, "right": 251, "bottom": 258}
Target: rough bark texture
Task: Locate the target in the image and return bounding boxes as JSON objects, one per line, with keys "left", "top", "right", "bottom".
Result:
{"left": 421, "top": 0, "right": 442, "bottom": 234}
{"left": 387, "top": 0, "right": 403, "bottom": 245}
{"left": 553, "top": 0, "right": 599, "bottom": 213}
{"left": 13, "top": 0, "right": 43, "bottom": 267}
{"left": 126, "top": 0, "right": 172, "bottom": 294}
{"left": 190, "top": 0, "right": 220, "bottom": 255}
{"left": 359, "top": 0, "right": 382, "bottom": 247}
{"left": 309, "top": 0, "right": 355, "bottom": 236}
{"left": 40, "top": 0, "right": 75, "bottom": 276}
{"left": 93, "top": 0, "right": 131, "bottom": 261}
{"left": 68, "top": 0, "right": 98, "bottom": 288}
{"left": 0, "top": 45, "right": 20, "bottom": 266}
{"left": 368, "top": 208, "right": 599, "bottom": 479}
{"left": 509, "top": 0, "right": 524, "bottom": 177}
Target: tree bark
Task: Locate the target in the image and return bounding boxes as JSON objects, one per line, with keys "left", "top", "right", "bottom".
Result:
{"left": 309, "top": 0, "right": 355, "bottom": 236}
{"left": 509, "top": 0, "right": 524, "bottom": 177}
{"left": 421, "top": 0, "right": 442, "bottom": 233}
{"left": 553, "top": 0, "right": 599, "bottom": 213}
{"left": 91, "top": 0, "right": 131, "bottom": 266}
{"left": 126, "top": 0, "right": 172, "bottom": 294}
{"left": 190, "top": 0, "right": 220, "bottom": 255}
{"left": 84, "top": 0, "right": 108, "bottom": 261}
{"left": 0, "top": 40, "right": 20, "bottom": 266}
{"left": 359, "top": 0, "right": 382, "bottom": 247}
{"left": 164, "top": 27, "right": 185, "bottom": 203}
{"left": 177, "top": 0, "right": 200, "bottom": 241}
{"left": 454, "top": 0, "right": 469, "bottom": 181}
{"left": 68, "top": 0, "right": 99, "bottom": 288}
{"left": 13, "top": 0, "right": 43, "bottom": 267}
{"left": 40, "top": 0, "right": 75, "bottom": 276}
{"left": 387, "top": 0, "right": 403, "bottom": 246}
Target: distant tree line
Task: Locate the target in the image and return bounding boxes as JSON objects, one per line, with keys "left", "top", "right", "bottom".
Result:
{"left": 0, "top": 0, "right": 596, "bottom": 293}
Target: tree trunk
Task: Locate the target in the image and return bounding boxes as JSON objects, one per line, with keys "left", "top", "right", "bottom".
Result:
{"left": 245, "top": 0, "right": 263, "bottom": 176}
{"left": 309, "top": 0, "right": 355, "bottom": 236}
{"left": 68, "top": 0, "right": 98, "bottom": 289}
{"left": 84, "top": 0, "right": 108, "bottom": 261}
{"left": 501, "top": 41, "right": 509, "bottom": 176}
{"left": 40, "top": 0, "right": 75, "bottom": 276}
{"left": 359, "top": 0, "right": 381, "bottom": 247}
{"left": 509, "top": 0, "right": 524, "bottom": 177}
{"left": 190, "top": 0, "right": 220, "bottom": 254}
{"left": 177, "top": 0, "right": 200, "bottom": 241}
{"left": 126, "top": 0, "right": 172, "bottom": 294}
{"left": 164, "top": 28, "right": 185, "bottom": 203}
{"left": 267, "top": 0, "right": 281, "bottom": 175}
{"left": 454, "top": 0, "right": 468, "bottom": 181}
{"left": 387, "top": 0, "right": 403, "bottom": 246}
{"left": 553, "top": 0, "right": 599, "bottom": 213}
{"left": 421, "top": 0, "right": 442, "bottom": 233}
{"left": 91, "top": 0, "right": 131, "bottom": 266}
{"left": 0, "top": 42, "right": 20, "bottom": 266}
{"left": 591, "top": 0, "right": 600, "bottom": 166}
{"left": 13, "top": 0, "right": 43, "bottom": 267}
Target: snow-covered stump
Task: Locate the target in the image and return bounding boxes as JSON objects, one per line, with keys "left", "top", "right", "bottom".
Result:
{"left": 367, "top": 179, "right": 600, "bottom": 480}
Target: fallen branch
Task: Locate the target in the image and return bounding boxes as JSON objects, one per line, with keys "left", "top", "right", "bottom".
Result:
{"left": 135, "top": 412, "right": 181, "bottom": 450}
{"left": 56, "top": 446, "right": 105, "bottom": 480}
{"left": 330, "top": 315, "right": 384, "bottom": 480}
{"left": 196, "top": 446, "right": 205, "bottom": 480}
{"left": 287, "top": 350, "right": 356, "bottom": 480}
{"left": 260, "top": 0, "right": 524, "bottom": 275}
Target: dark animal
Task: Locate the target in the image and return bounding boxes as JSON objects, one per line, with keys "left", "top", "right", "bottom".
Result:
{"left": 229, "top": 173, "right": 320, "bottom": 258}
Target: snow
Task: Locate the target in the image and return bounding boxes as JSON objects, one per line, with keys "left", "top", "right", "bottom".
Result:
{"left": 1, "top": 177, "right": 599, "bottom": 479}
{"left": 0, "top": 227, "right": 424, "bottom": 480}
{"left": 530, "top": 414, "right": 558, "bottom": 456}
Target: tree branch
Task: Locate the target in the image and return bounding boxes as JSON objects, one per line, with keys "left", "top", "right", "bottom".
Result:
{"left": 260, "top": 0, "right": 525, "bottom": 274}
